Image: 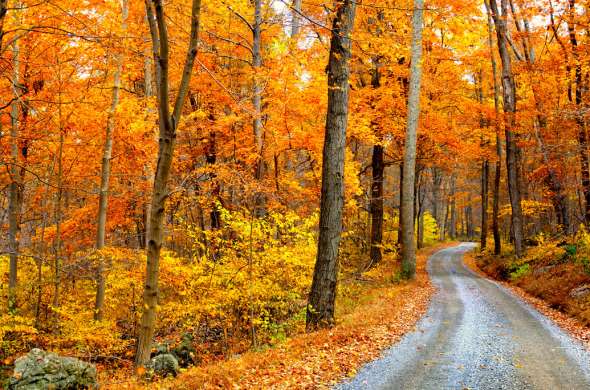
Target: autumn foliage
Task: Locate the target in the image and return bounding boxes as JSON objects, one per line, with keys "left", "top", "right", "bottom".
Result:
{"left": 1, "top": 0, "right": 590, "bottom": 387}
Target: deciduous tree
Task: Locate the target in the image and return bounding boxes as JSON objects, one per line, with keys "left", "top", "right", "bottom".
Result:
{"left": 306, "top": 0, "right": 356, "bottom": 330}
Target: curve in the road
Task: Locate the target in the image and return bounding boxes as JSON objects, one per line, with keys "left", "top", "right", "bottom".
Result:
{"left": 338, "top": 243, "right": 590, "bottom": 390}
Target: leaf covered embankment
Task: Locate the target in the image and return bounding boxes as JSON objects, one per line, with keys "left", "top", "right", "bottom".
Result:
{"left": 467, "top": 235, "right": 590, "bottom": 348}
{"left": 115, "top": 243, "right": 449, "bottom": 389}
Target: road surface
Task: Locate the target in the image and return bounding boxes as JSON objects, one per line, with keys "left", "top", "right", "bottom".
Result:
{"left": 339, "top": 243, "right": 590, "bottom": 390}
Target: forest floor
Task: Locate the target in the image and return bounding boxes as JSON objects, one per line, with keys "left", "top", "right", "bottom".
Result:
{"left": 101, "top": 242, "right": 454, "bottom": 389}
{"left": 340, "top": 243, "right": 590, "bottom": 389}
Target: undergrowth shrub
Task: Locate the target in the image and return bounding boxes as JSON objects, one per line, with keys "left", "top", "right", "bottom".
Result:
{"left": 0, "top": 208, "right": 319, "bottom": 361}
{"left": 509, "top": 263, "right": 531, "bottom": 280}
{"left": 421, "top": 212, "right": 439, "bottom": 247}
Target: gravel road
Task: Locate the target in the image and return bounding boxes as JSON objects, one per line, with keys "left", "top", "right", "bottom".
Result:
{"left": 338, "top": 243, "right": 590, "bottom": 390}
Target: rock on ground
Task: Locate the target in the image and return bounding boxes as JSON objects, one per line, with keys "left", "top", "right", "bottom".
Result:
{"left": 148, "top": 353, "right": 179, "bottom": 377}
{"left": 9, "top": 348, "right": 97, "bottom": 390}
{"left": 570, "top": 284, "right": 590, "bottom": 299}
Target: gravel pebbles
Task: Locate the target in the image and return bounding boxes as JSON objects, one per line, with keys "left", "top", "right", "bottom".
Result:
{"left": 337, "top": 243, "right": 590, "bottom": 390}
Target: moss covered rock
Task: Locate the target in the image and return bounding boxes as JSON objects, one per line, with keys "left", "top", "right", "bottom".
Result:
{"left": 9, "top": 348, "right": 97, "bottom": 389}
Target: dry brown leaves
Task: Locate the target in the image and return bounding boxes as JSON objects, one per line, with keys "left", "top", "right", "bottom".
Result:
{"left": 137, "top": 243, "right": 455, "bottom": 389}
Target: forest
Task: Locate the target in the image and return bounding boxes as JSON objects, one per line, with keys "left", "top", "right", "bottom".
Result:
{"left": 1, "top": 0, "right": 590, "bottom": 388}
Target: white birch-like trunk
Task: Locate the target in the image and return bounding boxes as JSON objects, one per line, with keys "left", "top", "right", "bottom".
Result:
{"left": 401, "top": 0, "right": 425, "bottom": 278}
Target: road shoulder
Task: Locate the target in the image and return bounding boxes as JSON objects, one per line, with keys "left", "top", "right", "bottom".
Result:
{"left": 464, "top": 251, "right": 590, "bottom": 351}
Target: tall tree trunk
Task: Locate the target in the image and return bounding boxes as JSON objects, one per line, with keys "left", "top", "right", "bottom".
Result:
{"left": 477, "top": 71, "right": 490, "bottom": 250}
{"left": 252, "top": 0, "right": 266, "bottom": 217}
{"left": 50, "top": 55, "right": 66, "bottom": 329}
{"left": 489, "top": 0, "right": 525, "bottom": 257}
{"left": 252, "top": 0, "right": 263, "bottom": 168}
{"left": 291, "top": 0, "right": 302, "bottom": 37}
{"left": 481, "top": 160, "right": 490, "bottom": 249}
{"left": 567, "top": 0, "right": 590, "bottom": 225}
{"left": 443, "top": 201, "right": 449, "bottom": 241}
{"left": 35, "top": 169, "right": 51, "bottom": 328}
{"left": 139, "top": 14, "right": 156, "bottom": 250}
{"left": 0, "top": 0, "right": 6, "bottom": 47}
{"left": 416, "top": 175, "right": 425, "bottom": 249}
{"left": 369, "top": 144, "right": 384, "bottom": 266}
{"left": 52, "top": 130, "right": 64, "bottom": 320}
{"left": 252, "top": 0, "right": 264, "bottom": 163}
{"left": 306, "top": 0, "right": 356, "bottom": 330}
{"left": 463, "top": 207, "right": 468, "bottom": 237}
{"left": 493, "top": 157, "right": 502, "bottom": 254}
{"left": 144, "top": 31, "right": 154, "bottom": 99}
{"left": 432, "top": 167, "right": 444, "bottom": 240}
{"left": 8, "top": 23, "right": 21, "bottom": 312}
{"left": 466, "top": 201, "right": 475, "bottom": 240}
{"left": 95, "top": 0, "right": 128, "bottom": 322}
{"left": 368, "top": 57, "right": 384, "bottom": 268}
{"left": 449, "top": 175, "right": 457, "bottom": 239}
{"left": 398, "top": 164, "right": 403, "bottom": 246}
{"left": 135, "top": 0, "right": 202, "bottom": 368}
{"left": 485, "top": 0, "right": 502, "bottom": 254}
{"left": 417, "top": 211, "right": 424, "bottom": 248}
{"left": 400, "top": 0, "right": 425, "bottom": 278}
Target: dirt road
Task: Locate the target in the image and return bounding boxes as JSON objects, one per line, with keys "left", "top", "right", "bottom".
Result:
{"left": 339, "top": 243, "right": 590, "bottom": 389}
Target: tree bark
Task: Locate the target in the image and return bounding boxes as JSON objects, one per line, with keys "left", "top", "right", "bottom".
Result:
{"left": 443, "top": 201, "right": 449, "bottom": 241}
{"left": 35, "top": 170, "right": 51, "bottom": 328}
{"left": 95, "top": 0, "right": 128, "bottom": 322}
{"left": 477, "top": 71, "right": 489, "bottom": 251}
{"left": 400, "top": 0, "right": 425, "bottom": 278}
{"left": 8, "top": 22, "right": 22, "bottom": 312}
{"left": 306, "top": 0, "right": 356, "bottom": 330}
{"left": 251, "top": 0, "right": 266, "bottom": 216}
{"left": 481, "top": 159, "right": 490, "bottom": 249}
{"left": 466, "top": 202, "right": 475, "bottom": 240}
{"left": 432, "top": 167, "right": 444, "bottom": 240}
{"left": 449, "top": 174, "right": 457, "bottom": 239}
{"left": 485, "top": 0, "right": 502, "bottom": 254}
{"left": 417, "top": 211, "right": 424, "bottom": 248}
{"left": 489, "top": 0, "right": 525, "bottom": 257}
{"left": 139, "top": 14, "right": 156, "bottom": 250}
{"left": 398, "top": 164, "right": 403, "bottom": 246}
{"left": 135, "top": 0, "right": 202, "bottom": 368}
{"left": 369, "top": 144, "right": 384, "bottom": 266}
{"left": 368, "top": 57, "right": 384, "bottom": 268}
{"left": 416, "top": 174, "right": 425, "bottom": 249}
{"left": 567, "top": 0, "right": 590, "bottom": 225}
{"left": 252, "top": 0, "right": 263, "bottom": 166}
{"left": 52, "top": 130, "right": 64, "bottom": 321}
{"left": 459, "top": 207, "right": 467, "bottom": 237}
{"left": 291, "top": 0, "right": 302, "bottom": 37}
{"left": 0, "top": 0, "right": 7, "bottom": 51}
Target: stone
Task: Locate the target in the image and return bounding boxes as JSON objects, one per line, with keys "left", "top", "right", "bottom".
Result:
{"left": 570, "top": 284, "right": 590, "bottom": 299}
{"left": 9, "top": 348, "right": 97, "bottom": 389}
{"left": 148, "top": 353, "right": 179, "bottom": 377}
